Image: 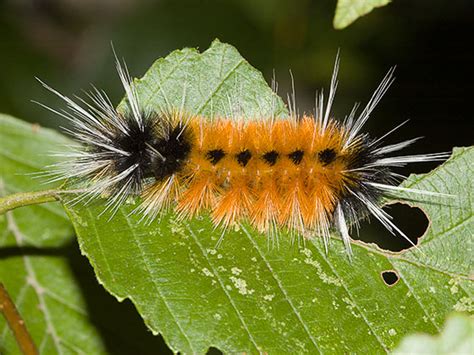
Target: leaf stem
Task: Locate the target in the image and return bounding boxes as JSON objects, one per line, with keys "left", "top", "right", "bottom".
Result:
{"left": 0, "top": 283, "right": 38, "bottom": 355}
{"left": 0, "top": 188, "right": 86, "bottom": 215}
{"left": 0, "top": 189, "right": 61, "bottom": 215}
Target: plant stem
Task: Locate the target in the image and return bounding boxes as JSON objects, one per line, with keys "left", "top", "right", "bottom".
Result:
{"left": 0, "top": 189, "right": 61, "bottom": 215}
{"left": 0, "top": 283, "right": 38, "bottom": 355}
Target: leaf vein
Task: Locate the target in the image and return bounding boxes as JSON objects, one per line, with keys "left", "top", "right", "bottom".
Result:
{"left": 389, "top": 263, "right": 441, "bottom": 331}
{"left": 6, "top": 212, "right": 64, "bottom": 354}
{"left": 43, "top": 288, "right": 87, "bottom": 316}
{"left": 144, "top": 51, "right": 193, "bottom": 109}
{"left": 120, "top": 209, "right": 196, "bottom": 353}
{"left": 196, "top": 59, "right": 245, "bottom": 115}
{"left": 241, "top": 225, "right": 323, "bottom": 354}
{"left": 186, "top": 224, "right": 261, "bottom": 353}
{"left": 313, "top": 245, "right": 390, "bottom": 352}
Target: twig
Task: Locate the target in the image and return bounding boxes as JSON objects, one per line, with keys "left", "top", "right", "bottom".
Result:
{"left": 0, "top": 190, "right": 60, "bottom": 215}
{"left": 0, "top": 283, "right": 38, "bottom": 355}
{"left": 0, "top": 189, "right": 84, "bottom": 215}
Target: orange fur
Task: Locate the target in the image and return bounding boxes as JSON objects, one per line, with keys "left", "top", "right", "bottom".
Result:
{"left": 143, "top": 114, "right": 358, "bottom": 235}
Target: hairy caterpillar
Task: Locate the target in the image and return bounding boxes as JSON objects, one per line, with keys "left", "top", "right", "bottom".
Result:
{"left": 38, "top": 54, "right": 449, "bottom": 256}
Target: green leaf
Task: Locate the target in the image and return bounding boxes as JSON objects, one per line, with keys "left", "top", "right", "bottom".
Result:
{"left": 0, "top": 115, "right": 72, "bottom": 248}
{"left": 393, "top": 312, "right": 474, "bottom": 354}
{"left": 64, "top": 41, "right": 474, "bottom": 353}
{"left": 396, "top": 147, "right": 474, "bottom": 279}
{"left": 0, "top": 115, "right": 165, "bottom": 354}
{"left": 333, "top": 0, "right": 391, "bottom": 29}
{"left": 118, "top": 39, "right": 287, "bottom": 119}
{"left": 0, "top": 114, "right": 105, "bottom": 353}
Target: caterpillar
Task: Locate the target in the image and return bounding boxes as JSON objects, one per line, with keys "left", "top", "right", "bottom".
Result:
{"left": 38, "top": 54, "right": 449, "bottom": 256}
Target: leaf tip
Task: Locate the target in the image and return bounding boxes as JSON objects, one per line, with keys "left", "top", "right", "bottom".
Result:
{"left": 333, "top": 0, "right": 391, "bottom": 30}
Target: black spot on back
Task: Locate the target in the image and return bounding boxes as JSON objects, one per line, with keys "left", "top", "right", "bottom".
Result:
{"left": 236, "top": 149, "right": 252, "bottom": 167}
{"left": 288, "top": 150, "right": 304, "bottom": 165}
{"left": 206, "top": 149, "right": 226, "bottom": 165}
{"left": 262, "top": 150, "right": 279, "bottom": 166}
{"left": 318, "top": 148, "right": 337, "bottom": 166}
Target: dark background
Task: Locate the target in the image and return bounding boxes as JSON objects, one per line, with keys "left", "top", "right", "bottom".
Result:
{"left": 1, "top": 0, "right": 472, "bottom": 353}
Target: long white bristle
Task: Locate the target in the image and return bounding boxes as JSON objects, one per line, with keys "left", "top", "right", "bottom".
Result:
{"left": 344, "top": 67, "right": 396, "bottom": 148}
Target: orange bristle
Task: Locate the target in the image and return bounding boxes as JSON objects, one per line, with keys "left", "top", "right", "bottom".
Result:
{"left": 142, "top": 114, "right": 355, "bottom": 236}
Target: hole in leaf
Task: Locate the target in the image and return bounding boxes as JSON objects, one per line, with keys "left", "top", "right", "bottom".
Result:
{"left": 381, "top": 270, "right": 399, "bottom": 286}
{"left": 207, "top": 347, "right": 223, "bottom": 355}
{"left": 353, "top": 203, "right": 429, "bottom": 252}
